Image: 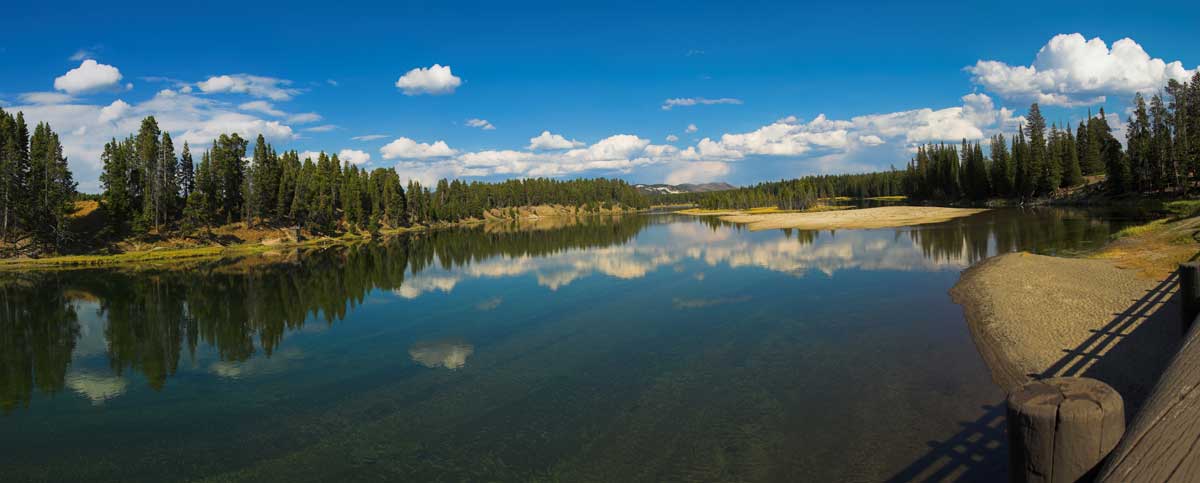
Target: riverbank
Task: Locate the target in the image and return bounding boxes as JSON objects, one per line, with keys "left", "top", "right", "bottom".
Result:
{"left": 684, "top": 206, "right": 988, "bottom": 230}
{"left": 950, "top": 212, "right": 1200, "bottom": 412}
{"left": 0, "top": 204, "right": 638, "bottom": 271}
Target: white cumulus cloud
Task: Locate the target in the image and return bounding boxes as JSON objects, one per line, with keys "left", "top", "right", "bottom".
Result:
{"left": 98, "top": 99, "right": 131, "bottom": 123}
{"left": 527, "top": 131, "right": 584, "bottom": 150}
{"left": 380, "top": 137, "right": 458, "bottom": 159}
{"left": 666, "top": 161, "right": 731, "bottom": 184}
{"left": 858, "top": 134, "right": 885, "bottom": 146}
{"left": 54, "top": 60, "right": 124, "bottom": 94}
{"left": 197, "top": 74, "right": 300, "bottom": 101}
{"left": 395, "top": 64, "right": 462, "bottom": 95}
{"left": 338, "top": 149, "right": 371, "bottom": 165}
{"left": 968, "top": 33, "right": 1197, "bottom": 106}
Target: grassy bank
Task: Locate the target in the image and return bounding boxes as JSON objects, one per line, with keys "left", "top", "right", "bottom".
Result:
{"left": 1, "top": 204, "right": 640, "bottom": 272}
{"left": 0, "top": 230, "right": 394, "bottom": 271}
{"left": 1092, "top": 200, "right": 1200, "bottom": 277}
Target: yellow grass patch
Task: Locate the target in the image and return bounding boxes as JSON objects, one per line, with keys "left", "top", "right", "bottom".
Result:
{"left": 1092, "top": 215, "right": 1200, "bottom": 278}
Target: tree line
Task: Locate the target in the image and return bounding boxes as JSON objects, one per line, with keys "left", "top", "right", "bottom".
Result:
{"left": 906, "top": 73, "right": 1200, "bottom": 201}
{"left": 904, "top": 103, "right": 1121, "bottom": 201}
{"left": 0, "top": 109, "right": 78, "bottom": 253}
{"left": 0, "top": 111, "right": 649, "bottom": 255}
{"left": 678, "top": 74, "right": 1200, "bottom": 209}
{"left": 99, "top": 116, "right": 647, "bottom": 238}
{"left": 651, "top": 171, "right": 905, "bottom": 210}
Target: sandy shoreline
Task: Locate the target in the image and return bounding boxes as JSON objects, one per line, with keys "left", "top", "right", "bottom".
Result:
{"left": 707, "top": 206, "right": 988, "bottom": 231}
{"left": 951, "top": 252, "right": 1181, "bottom": 413}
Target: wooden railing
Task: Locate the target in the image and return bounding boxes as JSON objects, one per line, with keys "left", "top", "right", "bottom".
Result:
{"left": 1095, "top": 262, "right": 1200, "bottom": 482}
{"left": 1007, "top": 262, "right": 1200, "bottom": 483}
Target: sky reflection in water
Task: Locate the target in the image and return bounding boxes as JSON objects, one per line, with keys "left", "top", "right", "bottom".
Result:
{"left": 0, "top": 208, "right": 1140, "bottom": 481}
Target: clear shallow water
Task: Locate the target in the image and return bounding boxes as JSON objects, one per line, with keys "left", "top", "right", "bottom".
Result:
{"left": 0, "top": 208, "right": 1145, "bottom": 482}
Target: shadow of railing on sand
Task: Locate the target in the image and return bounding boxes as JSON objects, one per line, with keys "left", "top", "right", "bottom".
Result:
{"left": 884, "top": 273, "right": 1182, "bottom": 482}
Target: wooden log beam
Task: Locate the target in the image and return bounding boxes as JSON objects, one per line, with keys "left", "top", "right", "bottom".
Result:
{"left": 1180, "top": 262, "right": 1200, "bottom": 334}
{"left": 1097, "top": 318, "right": 1200, "bottom": 482}
{"left": 1007, "top": 377, "right": 1124, "bottom": 483}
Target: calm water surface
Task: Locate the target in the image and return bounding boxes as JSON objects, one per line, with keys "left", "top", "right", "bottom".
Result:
{"left": 0, "top": 208, "right": 1145, "bottom": 482}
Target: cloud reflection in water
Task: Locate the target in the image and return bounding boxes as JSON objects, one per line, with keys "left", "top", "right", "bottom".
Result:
{"left": 409, "top": 341, "right": 475, "bottom": 370}
{"left": 393, "top": 221, "right": 969, "bottom": 300}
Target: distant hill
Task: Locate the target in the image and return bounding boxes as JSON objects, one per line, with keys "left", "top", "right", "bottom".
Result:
{"left": 635, "top": 182, "right": 736, "bottom": 195}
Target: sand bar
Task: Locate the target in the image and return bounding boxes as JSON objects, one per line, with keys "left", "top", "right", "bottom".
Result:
{"left": 713, "top": 206, "right": 988, "bottom": 231}
{"left": 951, "top": 252, "right": 1180, "bottom": 413}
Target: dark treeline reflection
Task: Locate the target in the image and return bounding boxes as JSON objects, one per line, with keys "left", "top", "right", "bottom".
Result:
{"left": 0, "top": 215, "right": 652, "bottom": 413}
{"left": 907, "top": 206, "right": 1138, "bottom": 265}
{"left": 0, "top": 277, "right": 80, "bottom": 413}
{"left": 693, "top": 206, "right": 1132, "bottom": 266}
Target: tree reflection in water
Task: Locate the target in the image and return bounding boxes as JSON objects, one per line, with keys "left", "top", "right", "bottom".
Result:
{"left": 0, "top": 207, "right": 1142, "bottom": 413}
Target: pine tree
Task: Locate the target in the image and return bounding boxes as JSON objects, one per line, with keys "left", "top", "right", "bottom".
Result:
{"left": 1014, "top": 127, "right": 1036, "bottom": 198}
{"left": 248, "top": 134, "right": 280, "bottom": 223}
{"left": 1077, "top": 115, "right": 1094, "bottom": 176}
{"left": 275, "top": 150, "right": 300, "bottom": 223}
{"left": 179, "top": 142, "right": 194, "bottom": 200}
{"left": 1149, "top": 93, "right": 1175, "bottom": 191}
{"left": 1086, "top": 112, "right": 1105, "bottom": 176}
{"left": 1027, "top": 104, "right": 1058, "bottom": 194}
{"left": 100, "top": 137, "right": 136, "bottom": 235}
{"left": 1128, "top": 94, "right": 1153, "bottom": 192}
{"left": 28, "top": 124, "right": 75, "bottom": 250}
{"left": 158, "top": 131, "right": 178, "bottom": 222}
{"left": 1188, "top": 74, "right": 1200, "bottom": 189}
{"left": 212, "top": 133, "right": 248, "bottom": 224}
{"left": 183, "top": 149, "right": 217, "bottom": 230}
{"left": 989, "top": 133, "right": 1013, "bottom": 197}
{"left": 1061, "top": 125, "right": 1082, "bottom": 187}
{"left": 134, "top": 116, "right": 161, "bottom": 231}
{"left": 962, "top": 139, "right": 989, "bottom": 200}
{"left": 381, "top": 170, "right": 407, "bottom": 227}
{"left": 0, "top": 110, "right": 31, "bottom": 243}
{"left": 1167, "top": 79, "right": 1192, "bottom": 192}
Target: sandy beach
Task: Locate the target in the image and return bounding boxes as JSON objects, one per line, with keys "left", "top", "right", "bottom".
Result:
{"left": 951, "top": 252, "right": 1182, "bottom": 413}
{"left": 710, "top": 206, "right": 988, "bottom": 231}
{"left": 950, "top": 212, "right": 1200, "bottom": 413}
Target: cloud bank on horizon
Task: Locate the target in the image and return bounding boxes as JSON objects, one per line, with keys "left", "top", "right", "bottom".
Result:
{"left": 3, "top": 33, "right": 1196, "bottom": 192}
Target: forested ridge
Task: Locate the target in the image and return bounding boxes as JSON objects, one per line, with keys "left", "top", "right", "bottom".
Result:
{"left": 0, "top": 112, "right": 646, "bottom": 257}
{"left": 662, "top": 75, "right": 1200, "bottom": 210}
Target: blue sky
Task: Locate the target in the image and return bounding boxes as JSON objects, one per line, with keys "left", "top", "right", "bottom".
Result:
{"left": 2, "top": 0, "right": 1198, "bottom": 192}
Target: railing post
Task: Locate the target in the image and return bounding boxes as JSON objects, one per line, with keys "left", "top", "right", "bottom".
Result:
{"left": 1007, "top": 377, "right": 1124, "bottom": 483}
{"left": 1180, "top": 262, "right": 1200, "bottom": 333}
